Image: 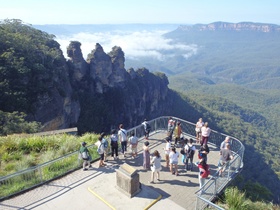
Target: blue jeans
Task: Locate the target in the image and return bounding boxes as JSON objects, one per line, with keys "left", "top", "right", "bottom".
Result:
{"left": 185, "top": 157, "right": 194, "bottom": 171}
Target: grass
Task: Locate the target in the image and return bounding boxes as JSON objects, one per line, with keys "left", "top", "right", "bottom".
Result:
{"left": 0, "top": 133, "right": 101, "bottom": 199}
{"left": 218, "top": 187, "right": 280, "bottom": 210}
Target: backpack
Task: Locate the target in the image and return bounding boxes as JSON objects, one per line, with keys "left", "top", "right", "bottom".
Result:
{"left": 186, "top": 145, "right": 195, "bottom": 158}
{"left": 145, "top": 123, "right": 151, "bottom": 131}
{"left": 97, "top": 143, "right": 103, "bottom": 154}
{"left": 200, "top": 165, "right": 210, "bottom": 178}
{"left": 81, "top": 151, "right": 88, "bottom": 159}
{"left": 103, "top": 139, "right": 108, "bottom": 148}
{"left": 180, "top": 148, "right": 185, "bottom": 155}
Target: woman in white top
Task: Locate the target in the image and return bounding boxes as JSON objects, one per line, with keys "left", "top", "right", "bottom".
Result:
{"left": 195, "top": 118, "right": 204, "bottom": 144}
{"left": 201, "top": 122, "right": 211, "bottom": 146}
{"left": 169, "top": 147, "right": 179, "bottom": 176}
{"left": 164, "top": 137, "right": 171, "bottom": 167}
{"left": 150, "top": 150, "right": 162, "bottom": 183}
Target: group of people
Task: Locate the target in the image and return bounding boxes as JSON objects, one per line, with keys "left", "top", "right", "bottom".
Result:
{"left": 166, "top": 117, "right": 234, "bottom": 189}
{"left": 79, "top": 117, "right": 234, "bottom": 190}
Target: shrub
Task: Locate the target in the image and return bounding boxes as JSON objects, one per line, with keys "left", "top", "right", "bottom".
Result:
{"left": 224, "top": 187, "right": 250, "bottom": 210}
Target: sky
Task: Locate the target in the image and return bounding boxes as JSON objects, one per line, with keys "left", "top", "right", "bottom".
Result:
{"left": 1, "top": 0, "right": 280, "bottom": 25}
{"left": 1, "top": 0, "right": 280, "bottom": 62}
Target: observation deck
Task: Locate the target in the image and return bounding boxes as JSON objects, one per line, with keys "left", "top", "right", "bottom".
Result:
{"left": 0, "top": 117, "right": 244, "bottom": 210}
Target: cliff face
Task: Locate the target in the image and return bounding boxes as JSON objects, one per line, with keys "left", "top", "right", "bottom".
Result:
{"left": 0, "top": 20, "right": 187, "bottom": 133}
{"left": 29, "top": 41, "right": 81, "bottom": 131}
{"left": 65, "top": 42, "right": 170, "bottom": 133}
{"left": 178, "top": 22, "right": 280, "bottom": 32}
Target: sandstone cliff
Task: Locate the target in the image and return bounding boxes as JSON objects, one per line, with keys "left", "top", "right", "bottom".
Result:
{"left": 66, "top": 42, "right": 171, "bottom": 133}
{"left": 177, "top": 22, "right": 280, "bottom": 32}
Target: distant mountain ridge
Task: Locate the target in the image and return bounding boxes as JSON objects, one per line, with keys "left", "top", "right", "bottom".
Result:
{"left": 177, "top": 21, "right": 280, "bottom": 32}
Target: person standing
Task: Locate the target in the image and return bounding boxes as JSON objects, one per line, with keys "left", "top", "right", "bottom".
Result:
{"left": 129, "top": 131, "right": 138, "bottom": 159}
{"left": 79, "top": 142, "right": 92, "bottom": 171}
{"left": 169, "top": 147, "right": 179, "bottom": 176}
{"left": 150, "top": 150, "right": 162, "bottom": 183}
{"left": 110, "top": 129, "right": 119, "bottom": 160}
{"left": 201, "top": 122, "right": 211, "bottom": 146}
{"left": 167, "top": 117, "right": 175, "bottom": 140}
{"left": 218, "top": 143, "right": 233, "bottom": 176}
{"left": 143, "top": 141, "right": 151, "bottom": 170}
{"left": 184, "top": 138, "right": 196, "bottom": 171}
{"left": 198, "top": 144, "right": 210, "bottom": 163}
{"left": 100, "top": 132, "right": 109, "bottom": 162}
{"left": 195, "top": 118, "right": 204, "bottom": 144}
{"left": 174, "top": 122, "right": 182, "bottom": 146}
{"left": 195, "top": 158, "right": 210, "bottom": 190}
{"left": 118, "top": 124, "right": 127, "bottom": 157}
{"left": 96, "top": 137, "right": 106, "bottom": 168}
{"left": 142, "top": 119, "right": 151, "bottom": 140}
{"left": 220, "top": 136, "right": 231, "bottom": 150}
{"left": 163, "top": 137, "right": 171, "bottom": 167}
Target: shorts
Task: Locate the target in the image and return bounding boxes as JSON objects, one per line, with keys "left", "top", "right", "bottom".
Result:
{"left": 195, "top": 128, "right": 201, "bottom": 133}
{"left": 130, "top": 145, "right": 137, "bottom": 153}
{"left": 99, "top": 153, "right": 104, "bottom": 160}
{"left": 170, "top": 160, "right": 178, "bottom": 165}
{"left": 151, "top": 166, "right": 162, "bottom": 172}
{"left": 218, "top": 160, "right": 229, "bottom": 169}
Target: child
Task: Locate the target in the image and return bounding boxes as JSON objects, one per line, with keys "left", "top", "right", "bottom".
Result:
{"left": 150, "top": 150, "right": 162, "bottom": 183}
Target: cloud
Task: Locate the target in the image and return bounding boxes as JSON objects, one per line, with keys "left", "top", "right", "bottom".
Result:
{"left": 55, "top": 30, "right": 198, "bottom": 61}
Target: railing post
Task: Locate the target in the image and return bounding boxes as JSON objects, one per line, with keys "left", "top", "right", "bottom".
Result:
{"left": 39, "top": 166, "right": 43, "bottom": 183}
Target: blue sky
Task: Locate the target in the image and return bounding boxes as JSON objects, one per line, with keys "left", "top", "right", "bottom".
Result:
{"left": 1, "top": 0, "right": 280, "bottom": 25}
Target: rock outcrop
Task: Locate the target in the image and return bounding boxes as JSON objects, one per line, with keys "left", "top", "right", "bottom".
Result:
{"left": 65, "top": 42, "right": 170, "bottom": 133}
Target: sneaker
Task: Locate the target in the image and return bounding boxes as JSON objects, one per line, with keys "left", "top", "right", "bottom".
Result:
{"left": 83, "top": 168, "right": 88, "bottom": 171}
{"left": 89, "top": 165, "right": 93, "bottom": 168}
{"left": 149, "top": 181, "right": 154, "bottom": 184}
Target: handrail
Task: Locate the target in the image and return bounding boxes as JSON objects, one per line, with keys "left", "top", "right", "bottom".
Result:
{"left": 0, "top": 116, "right": 244, "bottom": 210}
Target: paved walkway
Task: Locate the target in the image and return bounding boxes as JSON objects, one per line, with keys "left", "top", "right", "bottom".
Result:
{"left": 0, "top": 132, "right": 220, "bottom": 210}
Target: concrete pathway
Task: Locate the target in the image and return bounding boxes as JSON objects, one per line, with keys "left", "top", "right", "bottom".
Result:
{"left": 0, "top": 132, "right": 220, "bottom": 210}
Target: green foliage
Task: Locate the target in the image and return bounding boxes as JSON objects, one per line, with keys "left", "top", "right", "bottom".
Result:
{"left": 0, "top": 111, "right": 42, "bottom": 136}
{"left": 0, "top": 19, "right": 66, "bottom": 114}
{"left": 0, "top": 133, "right": 99, "bottom": 177}
{"left": 219, "top": 187, "right": 279, "bottom": 210}
{"left": 244, "top": 181, "right": 273, "bottom": 202}
{"left": 224, "top": 187, "right": 250, "bottom": 210}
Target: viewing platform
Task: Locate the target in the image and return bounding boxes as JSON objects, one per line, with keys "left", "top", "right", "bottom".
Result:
{"left": 0, "top": 117, "right": 244, "bottom": 210}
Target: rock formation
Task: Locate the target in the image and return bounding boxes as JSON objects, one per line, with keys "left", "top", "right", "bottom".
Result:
{"left": 177, "top": 22, "right": 280, "bottom": 32}
{"left": 65, "top": 42, "right": 170, "bottom": 133}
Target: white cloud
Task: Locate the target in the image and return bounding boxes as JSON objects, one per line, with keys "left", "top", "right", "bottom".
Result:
{"left": 55, "top": 30, "right": 198, "bottom": 61}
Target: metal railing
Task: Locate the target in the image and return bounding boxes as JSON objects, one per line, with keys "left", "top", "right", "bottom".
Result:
{"left": 0, "top": 116, "right": 244, "bottom": 210}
